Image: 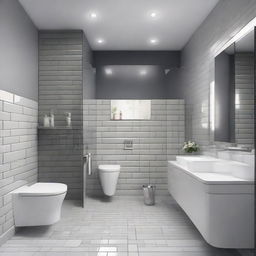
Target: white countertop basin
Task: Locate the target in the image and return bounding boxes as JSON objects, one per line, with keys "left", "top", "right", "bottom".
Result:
{"left": 168, "top": 155, "right": 254, "bottom": 248}
{"left": 174, "top": 155, "right": 254, "bottom": 182}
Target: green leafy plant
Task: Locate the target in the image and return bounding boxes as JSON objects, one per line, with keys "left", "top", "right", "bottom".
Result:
{"left": 111, "top": 107, "right": 117, "bottom": 119}
{"left": 182, "top": 141, "right": 199, "bottom": 153}
{"left": 111, "top": 107, "right": 117, "bottom": 114}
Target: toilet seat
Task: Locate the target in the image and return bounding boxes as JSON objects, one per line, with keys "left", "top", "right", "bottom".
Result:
{"left": 12, "top": 182, "right": 67, "bottom": 226}
{"left": 98, "top": 165, "right": 120, "bottom": 172}
{"left": 12, "top": 183, "right": 67, "bottom": 197}
{"left": 98, "top": 165, "right": 120, "bottom": 196}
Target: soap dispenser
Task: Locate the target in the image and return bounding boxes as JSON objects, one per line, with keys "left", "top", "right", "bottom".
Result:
{"left": 50, "top": 110, "right": 54, "bottom": 127}
{"left": 66, "top": 112, "right": 72, "bottom": 127}
{"left": 43, "top": 115, "right": 50, "bottom": 127}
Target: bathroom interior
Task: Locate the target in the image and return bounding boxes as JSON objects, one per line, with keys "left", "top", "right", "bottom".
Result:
{"left": 0, "top": 0, "right": 255, "bottom": 255}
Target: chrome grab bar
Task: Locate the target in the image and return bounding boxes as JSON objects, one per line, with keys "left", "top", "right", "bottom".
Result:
{"left": 83, "top": 153, "right": 92, "bottom": 175}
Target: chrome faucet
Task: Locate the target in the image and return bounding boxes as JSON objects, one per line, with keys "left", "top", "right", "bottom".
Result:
{"left": 224, "top": 146, "right": 251, "bottom": 152}
{"left": 83, "top": 153, "right": 92, "bottom": 175}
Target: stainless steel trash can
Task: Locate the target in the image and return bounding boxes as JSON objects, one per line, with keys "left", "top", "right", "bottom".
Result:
{"left": 142, "top": 185, "right": 156, "bottom": 205}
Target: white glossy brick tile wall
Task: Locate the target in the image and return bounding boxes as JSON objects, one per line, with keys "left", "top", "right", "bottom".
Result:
{"left": 0, "top": 89, "right": 38, "bottom": 244}
{"left": 181, "top": 0, "right": 256, "bottom": 147}
{"left": 83, "top": 100, "right": 184, "bottom": 196}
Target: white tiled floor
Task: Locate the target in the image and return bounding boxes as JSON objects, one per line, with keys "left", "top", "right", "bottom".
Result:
{"left": 0, "top": 196, "right": 253, "bottom": 256}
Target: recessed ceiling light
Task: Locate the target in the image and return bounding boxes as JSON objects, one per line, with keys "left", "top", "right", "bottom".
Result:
{"left": 105, "top": 68, "right": 112, "bottom": 75}
{"left": 97, "top": 38, "right": 104, "bottom": 44}
{"left": 149, "top": 38, "right": 158, "bottom": 45}
{"left": 150, "top": 12, "right": 157, "bottom": 18}
{"left": 90, "top": 12, "right": 97, "bottom": 19}
{"left": 87, "top": 11, "right": 99, "bottom": 21}
{"left": 149, "top": 10, "right": 160, "bottom": 19}
{"left": 140, "top": 70, "right": 147, "bottom": 76}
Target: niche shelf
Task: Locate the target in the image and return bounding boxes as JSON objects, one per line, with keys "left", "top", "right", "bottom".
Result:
{"left": 38, "top": 126, "right": 73, "bottom": 130}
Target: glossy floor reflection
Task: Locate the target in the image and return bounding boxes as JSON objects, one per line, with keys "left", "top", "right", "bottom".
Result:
{"left": 0, "top": 196, "right": 253, "bottom": 256}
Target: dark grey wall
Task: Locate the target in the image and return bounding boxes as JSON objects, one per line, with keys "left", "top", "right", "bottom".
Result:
{"left": 83, "top": 34, "right": 96, "bottom": 99}
{"left": 0, "top": 0, "right": 38, "bottom": 101}
{"left": 93, "top": 51, "right": 180, "bottom": 67}
{"left": 166, "top": 69, "right": 182, "bottom": 99}
{"left": 96, "top": 65, "right": 166, "bottom": 99}
{"left": 94, "top": 51, "right": 182, "bottom": 99}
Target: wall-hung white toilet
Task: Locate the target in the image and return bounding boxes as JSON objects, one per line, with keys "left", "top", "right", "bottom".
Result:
{"left": 11, "top": 182, "right": 67, "bottom": 227}
{"left": 98, "top": 165, "right": 120, "bottom": 196}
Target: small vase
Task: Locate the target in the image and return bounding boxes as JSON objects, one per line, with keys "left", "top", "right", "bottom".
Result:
{"left": 185, "top": 151, "right": 199, "bottom": 155}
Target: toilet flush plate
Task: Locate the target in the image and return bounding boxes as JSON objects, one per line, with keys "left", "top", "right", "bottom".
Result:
{"left": 124, "top": 140, "right": 133, "bottom": 150}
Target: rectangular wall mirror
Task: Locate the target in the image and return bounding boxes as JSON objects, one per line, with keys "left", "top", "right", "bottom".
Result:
{"left": 214, "top": 26, "right": 254, "bottom": 147}
{"left": 111, "top": 100, "right": 151, "bottom": 120}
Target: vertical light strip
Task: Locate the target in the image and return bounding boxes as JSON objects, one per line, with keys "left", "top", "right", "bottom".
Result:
{"left": 235, "top": 93, "right": 240, "bottom": 109}
{"left": 210, "top": 81, "right": 215, "bottom": 131}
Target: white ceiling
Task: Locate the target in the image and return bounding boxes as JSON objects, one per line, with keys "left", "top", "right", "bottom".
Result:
{"left": 19, "top": 0, "right": 219, "bottom": 51}
{"left": 236, "top": 30, "right": 254, "bottom": 52}
{"left": 224, "top": 29, "right": 254, "bottom": 54}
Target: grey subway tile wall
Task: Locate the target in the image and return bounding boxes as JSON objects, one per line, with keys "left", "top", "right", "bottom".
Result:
{"left": 83, "top": 99, "right": 184, "bottom": 196}
{"left": 235, "top": 53, "right": 254, "bottom": 147}
{"left": 180, "top": 0, "right": 256, "bottom": 147}
{"left": 38, "top": 31, "right": 89, "bottom": 199}
{"left": 0, "top": 90, "right": 38, "bottom": 245}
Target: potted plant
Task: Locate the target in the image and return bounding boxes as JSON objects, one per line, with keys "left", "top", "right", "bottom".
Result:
{"left": 182, "top": 141, "right": 200, "bottom": 154}
{"left": 111, "top": 106, "right": 117, "bottom": 120}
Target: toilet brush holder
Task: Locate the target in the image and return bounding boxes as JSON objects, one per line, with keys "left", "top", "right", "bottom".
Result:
{"left": 142, "top": 185, "right": 156, "bottom": 205}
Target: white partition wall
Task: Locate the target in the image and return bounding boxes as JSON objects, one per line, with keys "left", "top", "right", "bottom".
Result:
{"left": 83, "top": 99, "right": 185, "bottom": 196}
